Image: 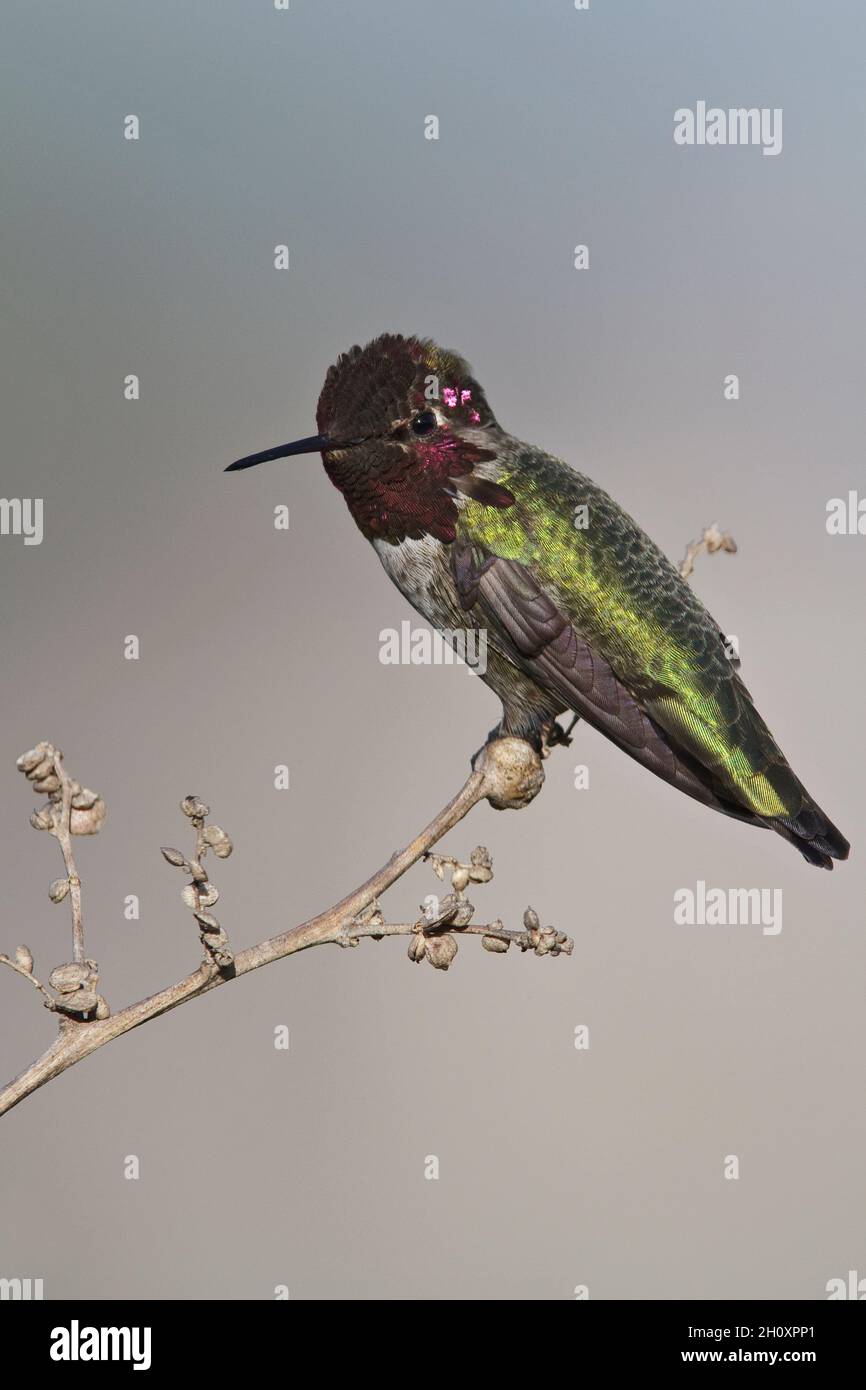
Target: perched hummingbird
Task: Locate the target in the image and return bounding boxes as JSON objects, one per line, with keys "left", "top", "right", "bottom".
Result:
{"left": 228, "top": 334, "right": 849, "bottom": 869}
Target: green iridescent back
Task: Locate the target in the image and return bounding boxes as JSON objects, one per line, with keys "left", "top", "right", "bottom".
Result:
{"left": 457, "top": 446, "right": 797, "bottom": 820}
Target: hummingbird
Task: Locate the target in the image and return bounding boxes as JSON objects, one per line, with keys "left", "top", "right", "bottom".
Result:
{"left": 228, "top": 333, "right": 849, "bottom": 869}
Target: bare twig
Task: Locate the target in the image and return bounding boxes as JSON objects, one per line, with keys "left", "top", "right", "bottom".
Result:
{"left": 343, "top": 914, "right": 573, "bottom": 957}
{"left": 0, "top": 738, "right": 548, "bottom": 1117}
{"left": 679, "top": 523, "right": 737, "bottom": 581}
{"left": 162, "top": 797, "right": 235, "bottom": 971}
{"left": 14, "top": 742, "right": 105, "bottom": 972}
{"left": 52, "top": 750, "right": 86, "bottom": 964}
{"left": 0, "top": 950, "right": 56, "bottom": 1009}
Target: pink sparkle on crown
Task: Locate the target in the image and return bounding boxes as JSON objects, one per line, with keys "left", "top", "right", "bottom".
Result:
{"left": 442, "top": 385, "right": 477, "bottom": 419}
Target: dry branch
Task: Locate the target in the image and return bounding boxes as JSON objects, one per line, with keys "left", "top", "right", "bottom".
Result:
{"left": 0, "top": 524, "right": 735, "bottom": 1120}
{"left": 0, "top": 738, "right": 558, "bottom": 1117}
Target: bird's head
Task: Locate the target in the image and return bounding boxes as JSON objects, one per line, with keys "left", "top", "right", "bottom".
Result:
{"left": 227, "top": 333, "right": 512, "bottom": 543}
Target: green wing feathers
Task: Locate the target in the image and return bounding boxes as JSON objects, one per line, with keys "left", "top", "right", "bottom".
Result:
{"left": 457, "top": 449, "right": 849, "bottom": 867}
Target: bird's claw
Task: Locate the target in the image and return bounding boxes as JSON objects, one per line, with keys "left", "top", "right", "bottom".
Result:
{"left": 539, "top": 715, "right": 579, "bottom": 757}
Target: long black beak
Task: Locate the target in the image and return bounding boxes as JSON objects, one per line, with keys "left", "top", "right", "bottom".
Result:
{"left": 225, "top": 433, "right": 362, "bottom": 472}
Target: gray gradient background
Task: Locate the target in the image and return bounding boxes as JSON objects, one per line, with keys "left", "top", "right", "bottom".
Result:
{"left": 1, "top": 0, "right": 864, "bottom": 1300}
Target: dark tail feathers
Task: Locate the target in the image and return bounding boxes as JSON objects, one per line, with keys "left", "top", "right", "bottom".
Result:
{"left": 771, "top": 802, "right": 850, "bottom": 870}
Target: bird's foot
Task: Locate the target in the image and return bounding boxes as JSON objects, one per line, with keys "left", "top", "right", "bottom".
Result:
{"left": 471, "top": 714, "right": 578, "bottom": 767}
{"left": 539, "top": 714, "right": 580, "bottom": 758}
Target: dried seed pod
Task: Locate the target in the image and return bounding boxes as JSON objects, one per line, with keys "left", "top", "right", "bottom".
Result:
{"left": 535, "top": 927, "right": 570, "bottom": 957}
{"left": 17, "top": 748, "right": 45, "bottom": 774}
{"left": 468, "top": 847, "right": 493, "bottom": 882}
{"left": 94, "top": 996, "right": 111, "bottom": 1020}
{"left": 30, "top": 806, "right": 55, "bottom": 831}
{"left": 33, "top": 774, "right": 61, "bottom": 794}
{"left": 49, "top": 962, "right": 92, "bottom": 994}
{"left": 452, "top": 899, "right": 474, "bottom": 927}
{"left": 181, "top": 796, "right": 209, "bottom": 819}
{"left": 431, "top": 893, "right": 459, "bottom": 926}
{"left": 482, "top": 934, "right": 510, "bottom": 953}
{"left": 70, "top": 798, "right": 106, "bottom": 835}
{"left": 204, "top": 936, "right": 233, "bottom": 968}
{"left": 181, "top": 882, "right": 219, "bottom": 910}
{"left": 188, "top": 858, "right": 208, "bottom": 882}
{"left": 523, "top": 907, "right": 540, "bottom": 935}
{"left": 202, "top": 825, "right": 233, "bottom": 858}
{"left": 200, "top": 926, "right": 229, "bottom": 949}
{"left": 49, "top": 877, "right": 70, "bottom": 903}
{"left": 14, "top": 945, "right": 34, "bottom": 973}
{"left": 193, "top": 911, "right": 220, "bottom": 933}
{"left": 31, "top": 756, "right": 55, "bottom": 781}
{"left": 55, "top": 990, "right": 99, "bottom": 1016}
{"left": 425, "top": 934, "right": 458, "bottom": 970}
{"left": 160, "top": 847, "right": 187, "bottom": 868}
{"left": 72, "top": 787, "right": 99, "bottom": 810}
{"left": 407, "top": 934, "right": 427, "bottom": 963}
{"left": 451, "top": 866, "right": 470, "bottom": 893}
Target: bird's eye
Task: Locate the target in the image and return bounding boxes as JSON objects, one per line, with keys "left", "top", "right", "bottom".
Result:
{"left": 411, "top": 411, "right": 437, "bottom": 436}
